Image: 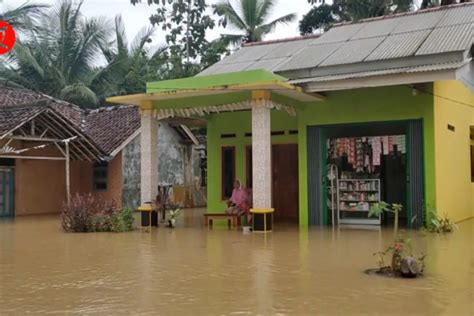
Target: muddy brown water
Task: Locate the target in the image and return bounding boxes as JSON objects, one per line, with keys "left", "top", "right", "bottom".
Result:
{"left": 0, "top": 209, "right": 472, "bottom": 315}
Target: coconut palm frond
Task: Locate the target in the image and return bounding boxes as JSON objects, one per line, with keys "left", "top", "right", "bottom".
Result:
{"left": 10, "top": 42, "right": 45, "bottom": 79}
{"left": 130, "top": 25, "right": 156, "bottom": 55}
{"left": 241, "top": 0, "right": 259, "bottom": 30}
{"left": 60, "top": 83, "right": 98, "bottom": 108}
{"left": 114, "top": 15, "right": 129, "bottom": 58}
{"left": 214, "top": 0, "right": 247, "bottom": 30}
{"left": 215, "top": 0, "right": 297, "bottom": 44}
{"left": 0, "top": 2, "right": 48, "bottom": 31}
{"left": 256, "top": 0, "right": 275, "bottom": 25}
{"left": 256, "top": 12, "right": 297, "bottom": 36}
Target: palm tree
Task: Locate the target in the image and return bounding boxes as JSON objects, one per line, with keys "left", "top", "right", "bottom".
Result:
{"left": 1, "top": 0, "right": 116, "bottom": 108}
{"left": 214, "top": 0, "right": 297, "bottom": 44}
{"left": 0, "top": 0, "right": 47, "bottom": 32}
{"left": 100, "top": 15, "right": 168, "bottom": 96}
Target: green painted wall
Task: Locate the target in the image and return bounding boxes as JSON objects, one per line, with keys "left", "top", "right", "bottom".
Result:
{"left": 207, "top": 110, "right": 298, "bottom": 213}
{"left": 297, "top": 85, "right": 436, "bottom": 227}
{"left": 206, "top": 85, "right": 436, "bottom": 228}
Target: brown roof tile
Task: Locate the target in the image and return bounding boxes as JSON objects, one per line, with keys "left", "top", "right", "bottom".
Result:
{"left": 0, "top": 105, "right": 45, "bottom": 136}
{"left": 0, "top": 86, "right": 141, "bottom": 156}
{"left": 84, "top": 106, "right": 140, "bottom": 155}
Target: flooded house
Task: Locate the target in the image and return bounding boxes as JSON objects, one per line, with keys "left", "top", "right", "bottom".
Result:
{"left": 0, "top": 86, "right": 205, "bottom": 217}
{"left": 107, "top": 3, "right": 474, "bottom": 228}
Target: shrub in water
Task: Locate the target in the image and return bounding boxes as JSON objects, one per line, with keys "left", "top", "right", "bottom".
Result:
{"left": 61, "top": 194, "right": 134, "bottom": 233}
{"left": 61, "top": 193, "right": 98, "bottom": 232}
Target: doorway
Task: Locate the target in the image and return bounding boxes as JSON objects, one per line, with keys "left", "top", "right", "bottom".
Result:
{"left": 246, "top": 144, "right": 299, "bottom": 222}
{"left": 0, "top": 168, "right": 15, "bottom": 217}
{"left": 307, "top": 120, "right": 425, "bottom": 228}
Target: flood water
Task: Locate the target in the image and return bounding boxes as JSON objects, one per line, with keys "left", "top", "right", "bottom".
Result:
{"left": 0, "top": 209, "right": 472, "bottom": 315}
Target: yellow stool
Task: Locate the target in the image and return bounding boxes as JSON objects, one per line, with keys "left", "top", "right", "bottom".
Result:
{"left": 250, "top": 208, "right": 274, "bottom": 233}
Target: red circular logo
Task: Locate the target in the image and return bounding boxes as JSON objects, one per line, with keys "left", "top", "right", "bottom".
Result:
{"left": 0, "top": 21, "right": 16, "bottom": 55}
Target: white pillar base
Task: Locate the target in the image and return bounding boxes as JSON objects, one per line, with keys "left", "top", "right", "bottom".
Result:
{"left": 140, "top": 112, "right": 158, "bottom": 206}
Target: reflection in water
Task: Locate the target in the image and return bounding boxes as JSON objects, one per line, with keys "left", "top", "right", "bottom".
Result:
{"left": 0, "top": 210, "right": 472, "bottom": 315}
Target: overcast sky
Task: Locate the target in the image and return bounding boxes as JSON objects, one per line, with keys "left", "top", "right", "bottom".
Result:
{"left": 4, "top": 0, "right": 313, "bottom": 44}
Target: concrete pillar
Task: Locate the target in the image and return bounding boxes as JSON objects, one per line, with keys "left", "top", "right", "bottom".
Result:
{"left": 140, "top": 107, "right": 158, "bottom": 206}
{"left": 251, "top": 91, "right": 272, "bottom": 208}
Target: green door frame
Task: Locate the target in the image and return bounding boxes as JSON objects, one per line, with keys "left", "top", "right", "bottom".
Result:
{"left": 308, "top": 119, "right": 425, "bottom": 227}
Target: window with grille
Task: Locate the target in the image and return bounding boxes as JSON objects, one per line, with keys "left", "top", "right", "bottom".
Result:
{"left": 93, "top": 162, "right": 108, "bottom": 191}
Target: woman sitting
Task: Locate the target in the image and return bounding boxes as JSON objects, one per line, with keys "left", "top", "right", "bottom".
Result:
{"left": 225, "top": 180, "right": 251, "bottom": 224}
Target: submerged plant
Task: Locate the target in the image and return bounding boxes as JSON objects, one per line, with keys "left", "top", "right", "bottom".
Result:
{"left": 167, "top": 208, "right": 182, "bottom": 228}
{"left": 369, "top": 202, "right": 403, "bottom": 237}
{"left": 61, "top": 194, "right": 134, "bottom": 233}
{"left": 426, "top": 210, "right": 457, "bottom": 233}
{"left": 368, "top": 202, "right": 424, "bottom": 278}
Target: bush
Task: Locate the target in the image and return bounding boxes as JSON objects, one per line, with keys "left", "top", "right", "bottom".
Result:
{"left": 61, "top": 193, "right": 97, "bottom": 232}
{"left": 61, "top": 193, "right": 134, "bottom": 233}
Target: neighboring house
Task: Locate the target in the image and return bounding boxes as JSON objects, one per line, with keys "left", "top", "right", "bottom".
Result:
{"left": 0, "top": 86, "right": 206, "bottom": 217}
{"left": 107, "top": 4, "right": 474, "bottom": 228}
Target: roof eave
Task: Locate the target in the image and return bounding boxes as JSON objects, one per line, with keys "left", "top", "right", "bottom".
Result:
{"left": 106, "top": 81, "right": 322, "bottom": 107}
{"left": 299, "top": 68, "right": 459, "bottom": 92}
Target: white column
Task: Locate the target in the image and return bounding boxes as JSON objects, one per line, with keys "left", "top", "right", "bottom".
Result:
{"left": 251, "top": 92, "right": 272, "bottom": 208}
{"left": 65, "top": 140, "right": 71, "bottom": 207}
{"left": 140, "top": 109, "right": 159, "bottom": 206}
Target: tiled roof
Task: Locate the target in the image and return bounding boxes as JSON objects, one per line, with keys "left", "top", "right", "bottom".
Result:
{"left": 0, "top": 86, "right": 84, "bottom": 129}
{"left": 0, "top": 105, "right": 44, "bottom": 136}
{"left": 0, "top": 86, "right": 141, "bottom": 156}
{"left": 84, "top": 106, "right": 140, "bottom": 155}
{"left": 199, "top": 3, "right": 473, "bottom": 81}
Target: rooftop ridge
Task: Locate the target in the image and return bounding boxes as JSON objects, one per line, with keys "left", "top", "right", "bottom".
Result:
{"left": 332, "top": 2, "right": 474, "bottom": 27}
{"left": 85, "top": 104, "right": 136, "bottom": 114}
{"left": 242, "top": 33, "right": 321, "bottom": 47}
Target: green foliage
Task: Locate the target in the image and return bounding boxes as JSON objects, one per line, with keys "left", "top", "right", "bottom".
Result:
{"left": 1, "top": 0, "right": 115, "bottom": 108}
{"left": 130, "top": 0, "right": 215, "bottom": 61}
{"left": 214, "top": 0, "right": 297, "bottom": 44}
{"left": 128, "top": 0, "right": 229, "bottom": 81}
{"left": 0, "top": 1, "right": 47, "bottom": 32}
{"left": 108, "top": 208, "right": 135, "bottom": 232}
{"left": 301, "top": 0, "right": 414, "bottom": 35}
{"left": 299, "top": 4, "right": 335, "bottom": 35}
{"left": 2, "top": 0, "right": 229, "bottom": 106}
{"left": 369, "top": 201, "right": 403, "bottom": 239}
{"left": 368, "top": 201, "right": 391, "bottom": 218}
{"left": 426, "top": 209, "right": 457, "bottom": 233}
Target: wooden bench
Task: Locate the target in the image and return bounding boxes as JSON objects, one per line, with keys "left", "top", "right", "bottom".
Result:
{"left": 204, "top": 213, "right": 239, "bottom": 228}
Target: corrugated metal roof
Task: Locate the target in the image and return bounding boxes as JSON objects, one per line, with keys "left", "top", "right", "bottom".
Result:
{"left": 416, "top": 23, "right": 473, "bottom": 55}
{"left": 276, "top": 42, "right": 343, "bottom": 71}
{"left": 212, "top": 61, "right": 256, "bottom": 74}
{"left": 320, "top": 37, "right": 385, "bottom": 66}
{"left": 351, "top": 18, "right": 401, "bottom": 40}
{"left": 263, "top": 39, "right": 309, "bottom": 59}
{"left": 314, "top": 23, "right": 365, "bottom": 44}
{"left": 198, "top": 3, "right": 473, "bottom": 80}
{"left": 366, "top": 30, "right": 430, "bottom": 61}
{"left": 246, "top": 57, "right": 288, "bottom": 72}
{"left": 391, "top": 10, "right": 446, "bottom": 34}
{"left": 437, "top": 5, "right": 474, "bottom": 26}
{"left": 198, "top": 64, "right": 226, "bottom": 76}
